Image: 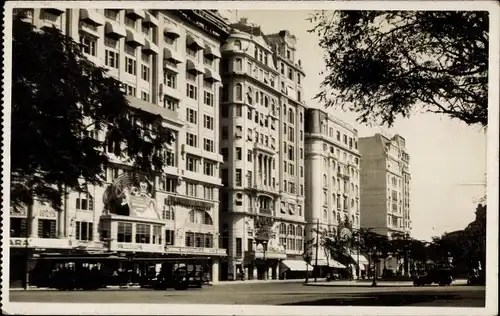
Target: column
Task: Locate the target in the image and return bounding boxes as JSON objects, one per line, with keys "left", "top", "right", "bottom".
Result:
{"left": 57, "top": 208, "right": 65, "bottom": 238}
{"left": 272, "top": 263, "right": 278, "bottom": 280}
{"left": 257, "top": 154, "right": 262, "bottom": 185}
{"left": 268, "top": 158, "right": 272, "bottom": 187}
{"left": 212, "top": 258, "right": 219, "bottom": 284}
{"left": 27, "top": 202, "right": 38, "bottom": 238}
{"left": 263, "top": 156, "right": 268, "bottom": 185}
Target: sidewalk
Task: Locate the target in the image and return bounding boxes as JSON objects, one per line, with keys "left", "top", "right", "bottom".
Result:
{"left": 305, "top": 279, "right": 468, "bottom": 287}
{"left": 213, "top": 278, "right": 326, "bottom": 285}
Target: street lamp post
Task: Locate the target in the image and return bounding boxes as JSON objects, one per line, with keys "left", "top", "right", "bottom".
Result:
{"left": 371, "top": 248, "right": 382, "bottom": 287}
{"left": 263, "top": 240, "right": 268, "bottom": 280}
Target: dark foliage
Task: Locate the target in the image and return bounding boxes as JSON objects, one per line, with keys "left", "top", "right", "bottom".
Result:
{"left": 11, "top": 18, "right": 174, "bottom": 211}
{"left": 309, "top": 11, "right": 488, "bottom": 127}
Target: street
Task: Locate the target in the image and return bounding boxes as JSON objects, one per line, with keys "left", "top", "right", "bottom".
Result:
{"left": 9, "top": 281, "right": 485, "bottom": 307}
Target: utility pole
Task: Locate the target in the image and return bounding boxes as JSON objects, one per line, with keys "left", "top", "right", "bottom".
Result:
{"left": 314, "top": 218, "right": 320, "bottom": 282}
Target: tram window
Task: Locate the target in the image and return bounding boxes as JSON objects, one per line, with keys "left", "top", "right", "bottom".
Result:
{"left": 117, "top": 222, "right": 133, "bottom": 242}
{"left": 136, "top": 224, "right": 151, "bottom": 244}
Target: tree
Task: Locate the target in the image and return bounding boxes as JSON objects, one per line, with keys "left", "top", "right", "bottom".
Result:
{"left": 308, "top": 11, "right": 488, "bottom": 127}
{"left": 11, "top": 18, "right": 175, "bottom": 212}
{"left": 390, "top": 232, "right": 412, "bottom": 276}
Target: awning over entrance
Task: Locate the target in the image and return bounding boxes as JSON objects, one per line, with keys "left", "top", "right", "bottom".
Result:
{"left": 316, "top": 259, "right": 346, "bottom": 269}
{"left": 350, "top": 253, "right": 369, "bottom": 265}
{"left": 280, "top": 260, "right": 312, "bottom": 272}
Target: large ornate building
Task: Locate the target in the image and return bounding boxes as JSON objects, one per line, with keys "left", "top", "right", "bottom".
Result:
{"left": 9, "top": 8, "right": 230, "bottom": 287}
{"left": 218, "top": 18, "right": 307, "bottom": 280}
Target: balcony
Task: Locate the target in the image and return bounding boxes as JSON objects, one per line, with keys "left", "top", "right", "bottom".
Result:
{"left": 165, "top": 246, "right": 227, "bottom": 256}
{"left": 249, "top": 182, "right": 278, "bottom": 196}
{"left": 254, "top": 142, "right": 276, "bottom": 155}
{"left": 245, "top": 249, "right": 286, "bottom": 260}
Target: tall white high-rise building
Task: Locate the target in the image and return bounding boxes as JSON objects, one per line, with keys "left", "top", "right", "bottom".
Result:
{"left": 218, "top": 19, "right": 307, "bottom": 281}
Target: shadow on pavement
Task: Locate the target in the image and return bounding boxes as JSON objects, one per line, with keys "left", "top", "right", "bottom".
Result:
{"left": 281, "top": 291, "right": 485, "bottom": 307}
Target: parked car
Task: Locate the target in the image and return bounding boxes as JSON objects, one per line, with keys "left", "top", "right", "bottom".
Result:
{"left": 413, "top": 268, "right": 453, "bottom": 286}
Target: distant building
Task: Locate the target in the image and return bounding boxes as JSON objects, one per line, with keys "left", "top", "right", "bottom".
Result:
{"left": 304, "top": 109, "right": 365, "bottom": 276}
{"left": 358, "top": 133, "right": 412, "bottom": 236}
{"left": 218, "top": 18, "right": 307, "bottom": 281}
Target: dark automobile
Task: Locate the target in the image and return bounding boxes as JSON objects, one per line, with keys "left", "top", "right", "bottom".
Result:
{"left": 413, "top": 269, "right": 453, "bottom": 286}
{"left": 151, "top": 267, "right": 204, "bottom": 290}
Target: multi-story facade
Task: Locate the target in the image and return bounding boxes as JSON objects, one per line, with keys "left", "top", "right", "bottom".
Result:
{"left": 304, "top": 109, "right": 365, "bottom": 276}
{"left": 9, "top": 8, "right": 230, "bottom": 287}
{"left": 358, "top": 133, "right": 412, "bottom": 237}
{"left": 218, "top": 18, "right": 307, "bottom": 280}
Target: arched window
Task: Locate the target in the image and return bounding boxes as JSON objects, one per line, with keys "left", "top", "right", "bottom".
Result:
{"left": 296, "top": 226, "right": 302, "bottom": 237}
{"left": 337, "top": 213, "right": 341, "bottom": 223}
{"left": 255, "top": 91, "right": 259, "bottom": 104}
{"left": 203, "top": 212, "right": 213, "bottom": 225}
{"left": 235, "top": 83, "right": 242, "bottom": 101}
{"left": 351, "top": 215, "right": 355, "bottom": 224}
{"left": 351, "top": 199, "right": 355, "bottom": 208}
{"left": 322, "top": 174, "right": 327, "bottom": 187}
{"left": 288, "top": 224, "right": 295, "bottom": 236}
{"left": 264, "top": 96, "right": 269, "bottom": 107}
{"left": 332, "top": 177, "right": 336, "bottom": 188}
{"left": 235, "top": 193, "right": 243, "bottom": 206}
{"left": 234, "top": 40, "right": 242, "bottom": 50}
{"left": 280, "top": 223, "right": 287, "bottom": 235}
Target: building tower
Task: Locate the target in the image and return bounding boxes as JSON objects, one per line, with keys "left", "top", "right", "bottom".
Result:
{"left": 304, "top": 109, "right": 364, "bottom": 277}
{"left": 358, "top": 133, "right": 412, "bottom": 273}
{"left": 219, "top": 19, "right": 307, "bottom": 281}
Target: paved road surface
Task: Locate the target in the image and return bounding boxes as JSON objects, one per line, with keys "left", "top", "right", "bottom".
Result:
{"left": 9, "top": 282, "right": 485, "bottom": 307}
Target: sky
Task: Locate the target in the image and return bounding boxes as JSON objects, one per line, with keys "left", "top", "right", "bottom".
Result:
{"left": 220, "top": 10, "right": 488, "bottom": 241}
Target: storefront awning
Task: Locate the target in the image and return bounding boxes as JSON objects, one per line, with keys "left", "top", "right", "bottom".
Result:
{"left": 280, "top": 260, "right": 312, "bottom": 272}
{"left": 316, "top": 259, "right": 346, "bottom": 269}
{"left": 350, "top": 253, "right": 369, "bottom": 265}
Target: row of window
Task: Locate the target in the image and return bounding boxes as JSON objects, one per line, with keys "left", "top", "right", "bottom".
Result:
{"left": 323, "top": 211, "right": 360, "bottom": 226}
{"left": 320, "top": 125, "right": 359, "bottom": 150}
{"left": 117, "top": 222, "right": 162, "bottom": 244}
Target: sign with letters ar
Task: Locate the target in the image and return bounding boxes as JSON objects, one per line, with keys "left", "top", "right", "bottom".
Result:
{"left": 10, "top": 238, "right": 30, "bottom": 247}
